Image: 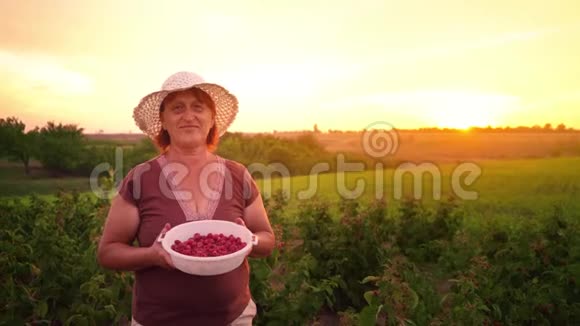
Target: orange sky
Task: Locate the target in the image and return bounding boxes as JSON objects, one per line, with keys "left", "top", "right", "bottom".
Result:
{"left": 1, "top": 0, "right": 579, "bottom": 133}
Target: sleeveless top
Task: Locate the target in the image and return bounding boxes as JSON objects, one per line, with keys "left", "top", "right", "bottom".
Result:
{"left": 117, "top": 154, "right": 260, "bottom": 326}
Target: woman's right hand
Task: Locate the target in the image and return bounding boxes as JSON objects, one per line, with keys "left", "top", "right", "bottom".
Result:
{"left": 148, "top": 223, "right": 175, "bottom": 270}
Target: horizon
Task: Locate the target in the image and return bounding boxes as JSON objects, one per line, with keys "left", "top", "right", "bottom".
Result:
{"left": 1, "top": 1, "right": 580, "bottom": 133}
{"left": 79, "top": 122, "right": 579, "bottom": 136}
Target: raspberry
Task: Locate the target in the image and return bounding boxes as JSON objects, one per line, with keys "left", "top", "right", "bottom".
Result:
{"left": 170, "top": 232, "right": 247, "bottom": 257}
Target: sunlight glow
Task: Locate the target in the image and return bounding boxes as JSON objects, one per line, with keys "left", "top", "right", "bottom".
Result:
{"left": 0, "top": 0, "right": 579, "bottom": 132}
{"left": 0, "top": 50, "right": 93, "bottom": 95}
{"left": 428, "top": 91, "right": 519, "bottom": 129}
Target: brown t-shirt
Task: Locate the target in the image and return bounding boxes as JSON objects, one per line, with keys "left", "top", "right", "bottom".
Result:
{"left": 117, "top": 154, "right": 260, "bottom": 326}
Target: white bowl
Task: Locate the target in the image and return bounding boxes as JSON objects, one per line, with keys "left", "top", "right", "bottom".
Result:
{"left": 160, "top": 220, "right": 253, "bottom": 276}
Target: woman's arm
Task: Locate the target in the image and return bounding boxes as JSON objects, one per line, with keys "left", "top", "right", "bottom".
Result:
{"left": 242, "top": 193, "right": 276, "bottom": 258}
{"left": 97, "top": 195, "right": 173, "bottom": 271}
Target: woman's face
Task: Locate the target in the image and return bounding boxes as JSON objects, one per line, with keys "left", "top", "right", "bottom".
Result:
{"left": 160, "top": 89, "right": 214, "bottom": 149}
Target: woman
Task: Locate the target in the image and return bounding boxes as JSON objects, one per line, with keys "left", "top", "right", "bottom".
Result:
{"left": 97, "top": 71, "right": 276, "bottom": 326}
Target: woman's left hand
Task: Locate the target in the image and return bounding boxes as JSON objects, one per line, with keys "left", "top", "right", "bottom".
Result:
{"left": 241, "top": 193, "right": 276, "bottom": 258}
{"left": 234, "top": 218, "right": 254, "bottom": 257}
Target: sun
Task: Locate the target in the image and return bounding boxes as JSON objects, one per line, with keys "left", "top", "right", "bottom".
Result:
{"left": 433, "top": 106, "right": 490, "bottom": 129}
{"left": 428, "top": 91, "right": 507, "bottom": 129}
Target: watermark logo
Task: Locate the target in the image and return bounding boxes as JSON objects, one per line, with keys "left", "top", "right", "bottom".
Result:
{"left": 89, "top": 147, "right": 124, "bottom": 199}
{"left": 88, "top": 121, "right": 482, "bottom": 202}
{"left": 362, "top": 121, "right": 399, "bottom": 158}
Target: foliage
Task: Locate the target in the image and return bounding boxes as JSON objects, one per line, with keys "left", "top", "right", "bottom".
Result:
{"left": 0, "top": 193, "right": 133, "bottom": 325}
{"left": 33, "top": 122, "right": 87, "bottom": 175}
{"left": 2, "top": 191, "right": 579, "bottom": 325}
{"left": 0, "top": 117, "right": 37, "bottom": 175}
{"left": 216, "top": 132, "right": 331, "bottom": 176}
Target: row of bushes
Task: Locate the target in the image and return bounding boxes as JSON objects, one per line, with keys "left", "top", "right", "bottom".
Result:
{"left": 1, "top": 191, "right": 578, "bottom": 325}
{"left": 93, "top": 132, "right": 391, "bottom": 180}
{"left": 265, "top": 195, "right": 579, "bottom": 325}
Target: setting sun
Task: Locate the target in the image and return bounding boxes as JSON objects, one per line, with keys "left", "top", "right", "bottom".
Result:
{"left": 428, "top": 91, "right": 517, "bottom": 129}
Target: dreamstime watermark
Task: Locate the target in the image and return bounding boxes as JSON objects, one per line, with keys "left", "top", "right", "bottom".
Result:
{"left": 361, "top": 121, "right": 399, "bottom": 158}
{"left": 88, "top": 121, "right": 482, "bottom": 202}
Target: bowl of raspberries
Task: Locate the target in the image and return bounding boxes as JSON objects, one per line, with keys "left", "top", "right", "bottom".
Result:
{"left": 160, "top": 219, "right": 255, "bottom": 276}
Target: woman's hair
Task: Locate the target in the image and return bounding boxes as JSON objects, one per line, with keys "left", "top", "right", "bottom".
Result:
{"left": 154, "top": 88, "right": 219, "bottom": 152}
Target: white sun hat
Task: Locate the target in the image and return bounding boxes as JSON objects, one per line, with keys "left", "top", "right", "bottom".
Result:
{"left": 132, "top": 71, "right": 239, "bottom": 139}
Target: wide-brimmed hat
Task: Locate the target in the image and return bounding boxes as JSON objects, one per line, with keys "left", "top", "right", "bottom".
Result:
{"left": 132, "top": 71, "right": 238, "bottom": 139}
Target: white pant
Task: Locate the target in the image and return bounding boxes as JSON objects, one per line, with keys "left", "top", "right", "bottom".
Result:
{"left": 131, "top": 299, "right": 257, "bottom": 326}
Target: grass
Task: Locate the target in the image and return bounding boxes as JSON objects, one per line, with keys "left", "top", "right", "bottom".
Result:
{"left": 0, "top": 165, "right": 91, "bottom": 197}
{"left": 255, "top": 157, "right": 580, "bottom": 218}
{"left": 2, "top": 157, "right": 579, "bottom": 219}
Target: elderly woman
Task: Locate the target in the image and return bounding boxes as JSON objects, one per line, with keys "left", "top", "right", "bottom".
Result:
{"left": 97, "top": 72, "right": 275, "bottom": 326}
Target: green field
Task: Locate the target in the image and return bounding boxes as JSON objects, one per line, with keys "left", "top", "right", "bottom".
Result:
{"left": 2, "top": 157, "right": 579, "bottom": 232}
{"left": 256, "top": 157, "right": 580, "bottom": 216}
{"left": 0, "top": 165, "right": 90, "bottom": 197}
{"left": 3, "top": 157, "right": 579, "bottom": 211}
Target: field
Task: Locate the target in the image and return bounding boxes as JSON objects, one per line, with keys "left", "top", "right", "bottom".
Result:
{"left": 3, "top": 130, "right": 580, "bottom": 198}
{"left": 256, "top": 157, "right": 580, "bottom": 215}
{"left": 3, "top": 156, "right": 579, "bottom": 216}
{"left": 0, "top": 163, "right": 89, "bottom": 197}
{"left": 86, "top": 131, "right": 580, "bottom": 162}
{"left": 272, "top": 131, "right": 580, "bottom": 162}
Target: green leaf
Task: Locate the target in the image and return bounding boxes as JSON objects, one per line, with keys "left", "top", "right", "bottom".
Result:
{"left": 359, "top": 305, "right": 379, "bottom": 326}
{"left": 34, "top": 300, "right": 48, "bottom": 318}
{"left": 491, "top": 304, "right": 502, "bottom": 320}
{"left": 98, "top": 288, "right": 114, "bottom": 300}
{"left": 104, "top": 304, "right": 116, "bottom": 317}
{"left": 66, "top": 314, "right": 88, "bottom": 326}
{"left": 364, "top": 290, "right": 377, "bottom": 305}
{"left": 79, "top": 282, "right": 91, "bottom": 294}
{"left": 325, "top": 286, "right": 333, "bottom": 296}
{"left": 409, "top": 288, "right": 419, "bottom": 310}
{"left": 479, "top": 304, "right": 491, "bottom": 312}
{"left": 404, "top": 319, "right": 418, "bottom": 326}
{"left": 362, "top": 275, "right": 380, "bottom": 284}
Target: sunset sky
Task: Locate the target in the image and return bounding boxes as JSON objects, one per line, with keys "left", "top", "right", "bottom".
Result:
{"left": 1, "top": 0, "right": 579, "bottom": 133}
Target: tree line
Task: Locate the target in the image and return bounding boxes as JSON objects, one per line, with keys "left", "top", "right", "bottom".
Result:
{"left": 0, "top": 116, "right": 387, "bottom": 178}
{"left": 1, "top": 117, "right": 84, "bottom": 175}
{"left": 0, "top": 117, "right": 160, "bottom": 176}
{"left": 323, "top": 123, "right": 578, "bottom": 134}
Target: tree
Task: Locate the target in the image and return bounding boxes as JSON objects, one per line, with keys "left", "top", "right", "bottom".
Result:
{"left": 35, "top": 122, "right": 86, "bottom": 175}
{"left": 0, "top": 117, "right": 36, "bottom": 175}
{"left": 556, "top": 123, "right": 566, "bottom": 132}
{"left": 295, "top": 133, "right": 325, "bottom": 152}
{"left": 543, "top": 123, "right": 552, "bottom": 131}
{"left": 267, "top": 146, "right": 294, "bottom": 166}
